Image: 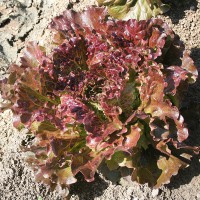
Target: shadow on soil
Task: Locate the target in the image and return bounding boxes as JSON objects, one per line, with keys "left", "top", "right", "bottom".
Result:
{"left": 167, "top": 47, "right": 200, "bottom": 189}
{"left": 191, "top": 48, "right": 200, "bottom": 68}
{"left": 163, "top": 0, "right": 198, "bottom": 24}
{"left": 69, "top": 173, "right": 109, "bottom": 200}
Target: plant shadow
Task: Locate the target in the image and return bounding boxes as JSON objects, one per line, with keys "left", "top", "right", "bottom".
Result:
{"left": 167, "top": 47, "right": 200, "bottom": 189}
{"left": 162, "top": 0, "right": 198, "bottom": 24}
{"left": 191, "top": 48, "right": 200, "bottom": 68}
{"left": 69, "top": 173, "right": 109, "bottom": 200}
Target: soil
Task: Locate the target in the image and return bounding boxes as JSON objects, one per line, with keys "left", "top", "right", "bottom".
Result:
{"left": 0, "top": 0, "right": 200, "bottom": 200}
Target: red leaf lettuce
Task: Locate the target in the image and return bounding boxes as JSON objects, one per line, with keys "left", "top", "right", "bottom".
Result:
{"left": 0, "top": 7, "right": 199, "bottom": 193}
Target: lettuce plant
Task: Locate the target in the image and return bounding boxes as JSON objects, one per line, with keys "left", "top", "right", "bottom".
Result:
{"left": 0, "top": 7, "right": 199, "bottom": 194}
{"left": 97, "top": 0, "right": 170, "bottom": 20}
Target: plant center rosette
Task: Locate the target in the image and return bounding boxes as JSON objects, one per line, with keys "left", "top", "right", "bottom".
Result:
{"left": 0, "top": 7, "right": 199, "bottom": 194}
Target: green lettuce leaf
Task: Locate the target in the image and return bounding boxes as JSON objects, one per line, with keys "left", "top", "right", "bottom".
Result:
{"left": 97, "top": 0, "right": 170, "bottom": 20}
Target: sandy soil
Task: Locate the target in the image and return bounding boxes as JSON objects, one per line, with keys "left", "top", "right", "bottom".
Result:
{"left": 0, "top": 0, "right": 200, "bottom": 199}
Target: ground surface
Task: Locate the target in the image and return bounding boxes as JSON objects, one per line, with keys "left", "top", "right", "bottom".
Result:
{"left": 0, "top": 0, "right": 200, "bottom": 199}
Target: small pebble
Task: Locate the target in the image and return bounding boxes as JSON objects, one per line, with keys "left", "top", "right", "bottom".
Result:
{"left": 152, "top": 189, "right": 159, "bottom": 198}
